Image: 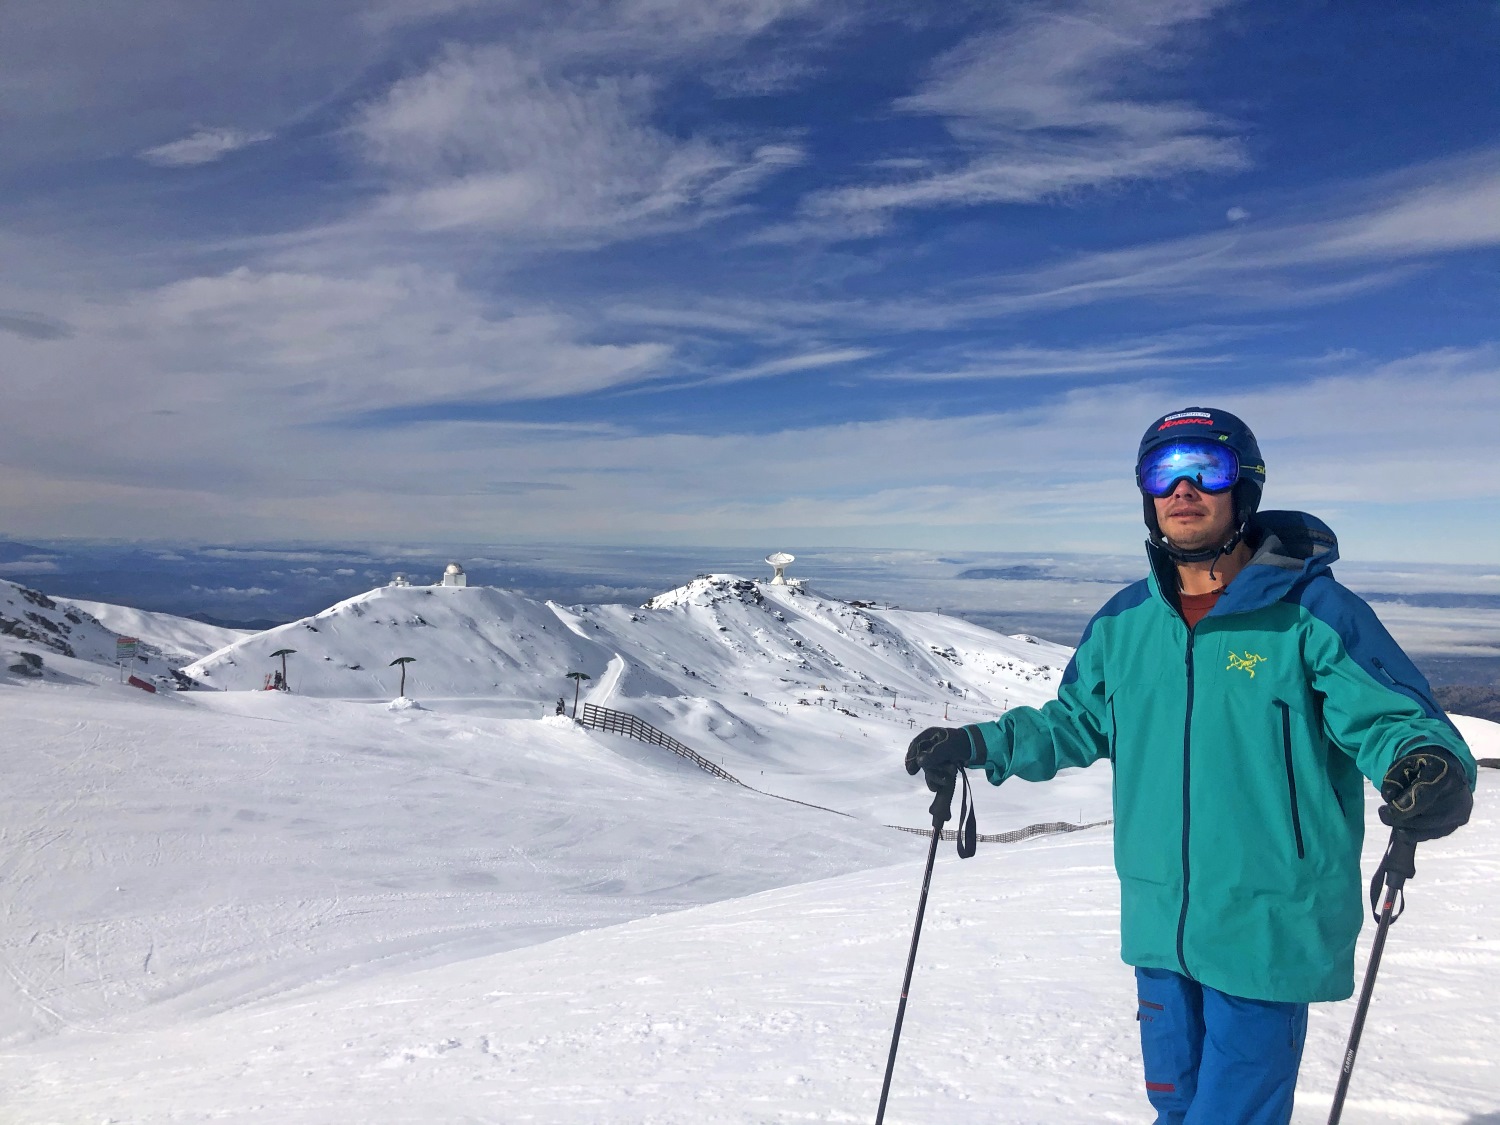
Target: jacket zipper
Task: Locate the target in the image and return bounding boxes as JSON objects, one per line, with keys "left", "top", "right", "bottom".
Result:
{"left": 1276, "top": 700, "right": 1305, "bottom": 859}
{"left": 1176, "top": 628, "right": 1195, "bottom": 978}
{"left": 1108, "top": 697, "right": 1119, "bottom": 810}
{"left": 1108, "top": 698, "right": 1118, "bottom": 761}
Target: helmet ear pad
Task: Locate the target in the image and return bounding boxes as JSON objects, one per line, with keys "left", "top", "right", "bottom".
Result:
{"left": 1233, "top": 477, "right": 1262, "bottom": 528}
{"left": 1143, "top": 491, "right": 1164, "bottom": 542}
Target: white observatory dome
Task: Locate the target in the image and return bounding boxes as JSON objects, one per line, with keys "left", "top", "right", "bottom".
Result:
{"left": 441, "top": 562, "right": 467, "bottom": 587}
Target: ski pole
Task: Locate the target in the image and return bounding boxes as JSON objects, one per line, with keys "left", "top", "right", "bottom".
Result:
{"left": 875, "top": 772, "right": 956, "bottom": 1125}
{"left": 1327, "top": 828, "right": 1418, "bottom": 1125}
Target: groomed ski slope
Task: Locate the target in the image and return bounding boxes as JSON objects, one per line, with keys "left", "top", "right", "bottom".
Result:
{"left": 0, "top": 669, "right": 909, "bottom": 1050}
{"left": 5, "top": 717, "right": 1496, "bottom": 1124}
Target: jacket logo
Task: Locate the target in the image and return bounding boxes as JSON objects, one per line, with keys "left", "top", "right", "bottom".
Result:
{"left": 1227, "top": 651, "right": 1266, "bottom": 678}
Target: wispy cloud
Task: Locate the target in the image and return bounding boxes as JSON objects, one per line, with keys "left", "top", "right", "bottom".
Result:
{"left": 139, "top": 127, "right": 274, "bottom": 167}
{"left": 878, "top": 336, "right": 1233, "bottom": 381}
{"left": 347, "top": 43, "right": 803, "bottom": 242}
{"left": 0, "top": 560, "right": 58, "bottom": 575}
{"left": 3, "top": 338, "right": 1498, "bottom": 561}
{"left": 1246, "top": 348, "right": 1500, "bottom": 506}
{"left": 767, "top": 0, "right": 1244, "bottom": 241}
{"left": 2, "top": 1, "right": 385, "bottom": 169}
{"left": 662, "top": 346, "right": 879, "bottom": 390}
{"left": 0, "top": 263, "right": 674, "bottom": 503}
{"left": 602, "top": 0, "right": 830, "bottom": 49}
{"left": 938, "top": 149, "right": 1500, "bottom": 315}
{"left": 602, "top": 147, "right": 1500, "bottom": 340}
{"left": 703, "top": 54, "right": 821, "bottom": 96}
{"left": 0, "top": 310, "right": 73, "bottom": 341}
{"left": 1278, "top": 156, "right": 1500, "bottom": 263}
{"left": 123, "top": 265, "right": 671, "bottom": 407}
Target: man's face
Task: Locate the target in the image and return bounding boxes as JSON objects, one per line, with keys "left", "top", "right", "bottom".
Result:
{"left": 1153, "top": 479, "right": 1236, "bottom": 552}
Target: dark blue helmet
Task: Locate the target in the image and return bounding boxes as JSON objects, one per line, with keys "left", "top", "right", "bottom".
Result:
{"left": 1137, "top": 407, "right": 1266, "bottom": 554}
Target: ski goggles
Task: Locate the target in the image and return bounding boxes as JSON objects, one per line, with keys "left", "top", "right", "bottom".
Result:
{"left": 1136, "top": 438, "right": 1240, "bottom": 497}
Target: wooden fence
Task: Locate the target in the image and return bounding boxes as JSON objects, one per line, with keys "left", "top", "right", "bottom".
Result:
{"left": 579, "top": 703, "right": 743, "bottom": 784}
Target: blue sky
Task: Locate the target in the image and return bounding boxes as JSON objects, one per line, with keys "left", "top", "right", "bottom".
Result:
{"left": 3, "top": 0, "right": 1499, "bottom": 562}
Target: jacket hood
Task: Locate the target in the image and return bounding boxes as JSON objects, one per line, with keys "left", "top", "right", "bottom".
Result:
{"left": 1245, "top": 510, "right": 1339, "bottom": 569}
{"left": 1148, "top": 509, "right": 1339, "bottom": 617}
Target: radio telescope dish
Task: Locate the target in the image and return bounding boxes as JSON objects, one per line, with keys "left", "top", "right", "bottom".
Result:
{"left": 765, "top": 551, "right": 795, "bottom": 584}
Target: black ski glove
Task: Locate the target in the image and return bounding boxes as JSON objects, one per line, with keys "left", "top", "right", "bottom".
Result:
{"left": 904, "top": 726, "right": 981, "bottom": 792}
{"left": 1378, "top": 749, "right": 1473, "bottom": 841}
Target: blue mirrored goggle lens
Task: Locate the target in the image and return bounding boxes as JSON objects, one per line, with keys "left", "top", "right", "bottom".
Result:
{"left": 1137, "top": 440, "right": 1239, "bottom": 497}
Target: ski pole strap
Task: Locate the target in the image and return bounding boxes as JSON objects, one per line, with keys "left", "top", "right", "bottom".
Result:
{"left": 956, "top": 768, "right": 977, "bottom": 859}
{"left": 1367, "top": 829, "right": 1418, "bottom": 923}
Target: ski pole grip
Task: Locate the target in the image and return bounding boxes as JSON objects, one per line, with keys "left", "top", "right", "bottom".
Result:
{"left": 928, "top": 771, "right": 957, "bottom": 828}
{"left": 1384, "top": 828, "right": 1417, "bottom": 890}
{"left": 1368, "top": 827, "right": 1419, "bottom": 922}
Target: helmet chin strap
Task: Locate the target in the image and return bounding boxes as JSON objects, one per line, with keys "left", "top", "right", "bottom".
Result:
{"left": 1149, "top": 520, "right": 1248, "bottom": 581}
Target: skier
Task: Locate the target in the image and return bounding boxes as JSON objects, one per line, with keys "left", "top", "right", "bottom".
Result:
{"left": 905, "top": 406, "right": 1476, "bottom": 1125}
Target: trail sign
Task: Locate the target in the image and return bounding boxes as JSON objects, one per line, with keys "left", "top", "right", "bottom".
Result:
{"left": 115, "top": 637, "right": 139, "bottom": 661}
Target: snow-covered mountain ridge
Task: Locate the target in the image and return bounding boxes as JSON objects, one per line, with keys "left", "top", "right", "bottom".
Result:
{"left": 174, "top": 574, "right": 1079, "bottom": 823}
{"left": 1, "top": 579, "right": 183, "bottom": 683}
{"left": 185, "top": 581, "right": 618, "bottom": 699}
{"left": 185, "top": 573, "right": 1069, "bottom": 712}
{"left": 55, "top": 596, "right": 250, "bottom": 667}
{"left": 3, "top": 568, "right": 1094, "bottom": 830}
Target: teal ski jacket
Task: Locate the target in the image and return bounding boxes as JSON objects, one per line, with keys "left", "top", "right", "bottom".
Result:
{"left": 962, "top": 511, "right": 1476, "bottom": 1003}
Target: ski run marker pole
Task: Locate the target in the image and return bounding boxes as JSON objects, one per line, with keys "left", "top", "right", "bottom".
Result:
{"left": 1327, "top": 828, "right": 1418, "bottom": 1125}
{"left": 874, "top": 771, "right": 957, "bottom": 1125}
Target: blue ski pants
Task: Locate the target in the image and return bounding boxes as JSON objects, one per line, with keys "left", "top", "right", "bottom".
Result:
{"left": 1135, "top": 967, "right": 1308, "bottom": 1125}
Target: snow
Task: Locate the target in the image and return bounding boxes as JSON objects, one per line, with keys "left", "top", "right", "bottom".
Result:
{"left": 0, "top": 575, "right": 1495, "bottom": 1123}
{"left": 1, "top": 579, "right": 185, "bottom": 685}
{"left": 179, "top": 576, "right": 1100, "bottom": 830}
{"left": 57, "top": 596, "right": 252, "bottom": 665}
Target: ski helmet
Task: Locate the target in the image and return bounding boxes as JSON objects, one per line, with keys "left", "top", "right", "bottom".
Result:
{"left": 1136, "top": 406, "right": 1266, "bottom": 560}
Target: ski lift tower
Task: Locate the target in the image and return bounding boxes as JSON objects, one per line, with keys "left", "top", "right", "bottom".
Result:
{"left": 765, "top": 551, "right": 795, "bottom": 585}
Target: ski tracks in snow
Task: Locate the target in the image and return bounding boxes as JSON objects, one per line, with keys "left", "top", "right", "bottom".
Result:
{"left": 0, "top": 680, "right": 907, "bottom": 1056}
{"left": 5, "top": 782, "right": 1496, "bottom": 1123}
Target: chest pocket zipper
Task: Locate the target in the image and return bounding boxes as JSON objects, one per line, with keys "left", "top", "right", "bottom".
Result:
{"left": 1275, "top": 699, "right": 1305, "bottom": 859}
